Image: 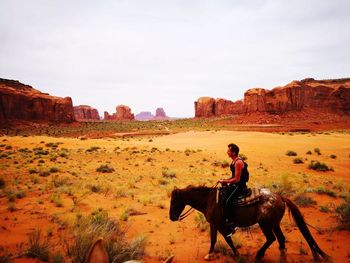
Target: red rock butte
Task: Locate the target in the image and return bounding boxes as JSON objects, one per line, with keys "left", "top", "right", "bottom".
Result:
{"left": 195, "top": 78, "right": 350, "bottom": 117}
{"left": 73, "top": 105, "right": 100, "bottom": 121}
{"left": 0, "top": 78, "right": 75, "bottom": 124}
{"left": 104, "top": 105, "right": 134, "bottom": 120}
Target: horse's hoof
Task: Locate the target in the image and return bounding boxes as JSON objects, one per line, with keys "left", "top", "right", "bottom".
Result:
{"left": 255, "top": 253, "right": 264, "bottom": 262}
{"left": 204, "top": 253, "right": 215, "bottom": 261}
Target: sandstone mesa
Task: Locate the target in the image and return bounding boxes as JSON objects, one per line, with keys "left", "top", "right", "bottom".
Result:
{"left": 74, "top": 105, "right": 100, "bottom": 121}
{"left": 104, "top": 105, "right": 134, "bottom": 121}
{"left": 195, "top": 78, "right": 350, "bottom": 117}
{"left": 0, "top": 78, "right": 75, "bottom": 124}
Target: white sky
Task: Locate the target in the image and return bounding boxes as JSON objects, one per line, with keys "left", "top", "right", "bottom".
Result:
{"left": 1, "top": 0, "right": 349, "bottom": 117}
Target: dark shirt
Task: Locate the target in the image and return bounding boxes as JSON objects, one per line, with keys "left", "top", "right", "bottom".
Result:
{"left": 230, "top": 158, "right": 249, "bottom": 187}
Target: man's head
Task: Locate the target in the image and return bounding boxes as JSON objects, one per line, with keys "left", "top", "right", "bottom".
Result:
{"left": 227, "top": 143, "right": 239, "bottom": 158}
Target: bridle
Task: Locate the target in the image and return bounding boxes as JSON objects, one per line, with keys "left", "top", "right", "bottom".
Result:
{"left": 178, "top": 182, "right": 219, "bottom": 221}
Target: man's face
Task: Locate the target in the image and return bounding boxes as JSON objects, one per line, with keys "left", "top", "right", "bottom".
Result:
{"left": 227, "top": 148, "right": 234, "bottom": 158}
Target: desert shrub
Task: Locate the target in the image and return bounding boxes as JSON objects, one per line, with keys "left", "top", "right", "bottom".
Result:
{"left": 286, "top": 150, "right": 297, "bottom": 156}
{"left": 308, "top": 161, "right": 333, "bottom": 172}
{"left": 162, "top": 168, "right": 176, "bottom": 179}
{"left": 28, "top": 168, "right": 38, "bottom": 174}
{"left": 50, "top": 154, "right": 57, "bottom": 161}
{"left": 19, "top": 147, "right": 31, "bottom": 153}
{"left": 115, "top": 189, "right": 127, "bottom": 198}
{"left": 15, "top": 190, "right": 26, "bottom": 199}
{"left": 89, "top": 184, "right": 101, "bottom": 193}
{"left": 272, "top": 174, "right": 295, "bottom": 197}
{"left": 51, "top": 252, "right": 64, "bottom": 263}
{"left": 146, "top": 157, "right": 153, "bottom": 162}
{"left": 0, "top": 178, "right": 5, "bottom": 189}
{"left": 8, "top": 202, "right": 16, "bottom": 212}
{"left": 314, "top": 148, "right": 321, "bottom": 155}
{"left": 194, "top": 212, "right": 209, "bottom": 232}
{"left": 335, "top": 201, "right": 350, "bottom": 229}
{"left": 306, "top": 150, "right": 312, "bottom": 155}
{"left": 151, "top": 147, "right": 158, "bottom": 152}
{"left": 39, "top": 170, "right": 50, "bottom": 177}
{"left": 45, "top": 142, "right": 59, "bottom": 149}
{"left": 330, "top": 154, "right": 337, "bottom": 159}
{"left": 49, "top": 167, "right": 59, "bottom": 173}
{"left": 158, "top": 178, "right": 169, "bottom": 185}
{"left": 67, "top": 213, "right": 146, "bottom": 263}
{"left": 315, "top": 187, "right": 336, "bottom": 197}
{"left": 50, "top": 193, "right": 63, "bottom": 207}
{"left": 120, "top": 208, "right": 130, "bottom": 221}
{"left": 6, "top": 191, "right": 15, "bottom": 202}
{"left": 221, "top": 160, "right": 229, "bottom": 168}
{"left": 319, "top": 205, "right": 329, "bottom": 213}
{"left": 86, "top": 146, "right": 100, "bottom": 153}
{"left": 239, "top": 153, "right": 247, "bottom": 161}
{"left": 294, "top": 194, "right": 316, "bottom": 207}
{"left": 293, "top": 157, "right": 304, "bottom": 164}
{"left": 25, "top": 229, "right": 49, "bottom": 261}
{"left": 33, "top": 147, "right": 49, "bottom": 156}
{"left": 96, "top": 164, "right": 115, "bottom": 173}
{"left": 184, "top": 149, "right": 192, "bottom": 156}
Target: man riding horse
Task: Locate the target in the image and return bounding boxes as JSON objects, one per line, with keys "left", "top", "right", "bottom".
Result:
{"left": 218, "top": 143, "right": 250, "bottom": 233}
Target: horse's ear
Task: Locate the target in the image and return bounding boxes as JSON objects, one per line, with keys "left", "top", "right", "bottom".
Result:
{"left": 87, "top": 237, "right": 109, "bottom": 263}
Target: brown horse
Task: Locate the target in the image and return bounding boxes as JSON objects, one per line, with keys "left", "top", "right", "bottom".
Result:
{"left": 169, "top": 185, "right": 328, "bottom": 261}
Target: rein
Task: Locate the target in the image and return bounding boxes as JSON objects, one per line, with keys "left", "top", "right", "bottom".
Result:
{"left": 178, "top": 182, "right": 219, "bottom": 221}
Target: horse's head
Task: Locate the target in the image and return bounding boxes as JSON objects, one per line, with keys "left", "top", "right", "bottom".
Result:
{"left": 169, "top": 188, "right": 186, "bottom": 221}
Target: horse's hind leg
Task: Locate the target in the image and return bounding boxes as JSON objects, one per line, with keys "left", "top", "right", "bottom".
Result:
{"left": 273, "top": 225, "right": 285, "bottom": 250}
{"left": 273, "top": 225, "right": 286, "bottom": 262}
{"left": 256, "top": 223, "right": 276, "bottom": 260}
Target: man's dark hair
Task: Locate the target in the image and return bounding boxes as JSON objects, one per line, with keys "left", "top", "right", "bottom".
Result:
{"left": 228, "top": 143, "right": 239, "bottom": 155}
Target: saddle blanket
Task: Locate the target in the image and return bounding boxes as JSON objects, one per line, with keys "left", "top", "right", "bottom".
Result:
{"left": 217, "top": 187, "right": 261, "bottom": 207}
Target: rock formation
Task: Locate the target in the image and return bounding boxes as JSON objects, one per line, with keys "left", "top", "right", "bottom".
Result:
{"left": 0, "top": 78, "right": 75, "bottom": 123}
{"left": 135, "top": 112, "right": 154, "bottom": 121}
{"left": 74, "top": 105, "right": 100, "bottom": 121}
{"left": 104, "top": 105, "right": 134, "bottom": 120}
{"left": 195, "top": 78, "right": 350, "bottom": 117}
{"left": 135, "top": 108, "right": 169, "bottom": 121}
{"left": 194, "top": 97, "right": 215, "bottom": 118}
{"left": 154, "top": 107, "right": 168, "bottom": 120}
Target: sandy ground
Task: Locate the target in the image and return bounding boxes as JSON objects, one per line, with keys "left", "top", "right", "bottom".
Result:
{"left": 0, "top": 130, "right": 349, "bottom": 262}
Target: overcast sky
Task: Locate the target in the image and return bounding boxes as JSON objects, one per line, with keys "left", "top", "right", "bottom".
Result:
{"left": 1, "top": 0, "right": 349, "bottom": 117}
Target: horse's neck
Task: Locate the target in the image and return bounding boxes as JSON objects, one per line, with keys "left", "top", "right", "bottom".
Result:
{"left": 183, "top": 189, "right": 212, "bottom": 214}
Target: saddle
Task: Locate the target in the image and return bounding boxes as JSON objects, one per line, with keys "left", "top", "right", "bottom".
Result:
{"left": 234, "top": 188, "right": 260, "bottom": 206}
{"left": 218, "top": 187, "right": 261, "bottom": 207}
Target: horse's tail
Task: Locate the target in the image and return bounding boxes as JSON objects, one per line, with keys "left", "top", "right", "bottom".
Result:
{"left": 281, "top": 196, "right": 329, "bottom": 261}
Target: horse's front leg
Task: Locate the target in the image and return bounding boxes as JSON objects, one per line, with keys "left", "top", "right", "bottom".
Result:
{"left": 204, "top": 224, "right": 217, "bottom": 261}
{"left": 219, "top": 227, "right": 240, "bottom": 256}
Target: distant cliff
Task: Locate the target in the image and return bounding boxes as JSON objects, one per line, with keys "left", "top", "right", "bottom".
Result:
{"left": 74, "top": 105, "right": 100, "bottom": 121}
{"left": 135, "top": 108, "right": 169, "bottom": 121}
{"left": 195, "top": 78, "right": 350, "bottom": 117}
{"left": 0, "top": 78, "right": 75, "bottom": 124}
{"left": 104, "top": 105, "right": 134, "bottom": 120}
